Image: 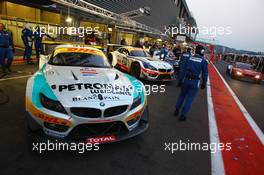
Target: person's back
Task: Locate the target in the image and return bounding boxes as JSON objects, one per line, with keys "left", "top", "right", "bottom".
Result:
{"left": 178, "top": 48, "right": 192, "bottom": 79}
{"left": 185, "top": 54, "right": 208, "bottom": 83}
{"left": 174, "top": 45, "right": 208, "bottom": 121}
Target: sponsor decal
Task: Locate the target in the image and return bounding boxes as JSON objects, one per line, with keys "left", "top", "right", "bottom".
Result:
{"left": 86, "top": 135, "right": 117, "bottom": 144}
{"left": 54, "top": 48, "right": 105, "bottom": 57}
{"left": 80, "top": 68, "right": 98, "bottom": 76}
{"left": 26, "top": 98, "right": 71, "bottom": 126}
{"left": 72, "top": 94, "right": 120, "bottom": 102}
{"left": 99, "top": 102, "right": 105, "bottom": 107}
{"left": 51, "top": 83, "right": 132, "bottom": 96}
{"left": 127, "top": 48, "right": 143, "bottom": 52}
{"left": 98, "top": 94, "right": 103, "bottom": 100}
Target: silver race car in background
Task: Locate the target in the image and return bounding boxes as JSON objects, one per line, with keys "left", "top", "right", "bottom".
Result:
{"left": 153, "top": 50, "right": 180, "bottom": 72}
{"left": 110, "top": 46, "right": 175, "bottom": 81}
{"left": 25, "top": 45, "right": 148, "bottom": 144}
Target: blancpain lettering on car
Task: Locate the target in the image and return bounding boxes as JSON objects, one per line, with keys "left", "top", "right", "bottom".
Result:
{"left": 72, "top": 94, "right": 120, "bottom": 102}
{"left": 25, "top": 45, "right": 149, "bottom": 144}
{"left": 110, "top": 46, "right": 175, "bottom": 81}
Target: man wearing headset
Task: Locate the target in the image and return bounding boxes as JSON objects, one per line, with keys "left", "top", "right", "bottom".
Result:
{"left": 174, "top": 45, "right": 208, "bottom": 121}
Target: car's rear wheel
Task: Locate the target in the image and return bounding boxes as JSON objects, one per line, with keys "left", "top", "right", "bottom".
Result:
{"left": 130, "top": 62, "right": 141, "bottom": 79}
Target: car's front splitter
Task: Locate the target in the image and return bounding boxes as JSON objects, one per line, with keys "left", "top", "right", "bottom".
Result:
{"left": 28, "top": 106, "right": 149, "bottom": 144}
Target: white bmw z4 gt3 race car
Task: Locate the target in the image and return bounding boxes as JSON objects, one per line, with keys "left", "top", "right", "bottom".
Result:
{"left": 110, "top": 46, "right": 175, "bottom": 81}
{"left": 25, "top": 45, "right": 148, "bottom": 144}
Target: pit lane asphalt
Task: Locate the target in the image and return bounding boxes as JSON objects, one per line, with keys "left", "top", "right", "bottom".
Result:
{"left": 0, "top": 64, "right": 211, "bottom": 175}
{"left": 215, "top": 61, "right": 264, "bottom": 132}
{"left": 2, "top": 62, "right": 263, "bottom": 175}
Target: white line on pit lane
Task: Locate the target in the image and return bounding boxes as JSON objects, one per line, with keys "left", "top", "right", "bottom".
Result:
{"left": 0, "top": 75, "right": 31, "bottom": 82}
{"left": 212, "top": 63, "right": 264, "bottom": 145}
{"left": 206, "top": 78, "right": 226, "bottom": 175}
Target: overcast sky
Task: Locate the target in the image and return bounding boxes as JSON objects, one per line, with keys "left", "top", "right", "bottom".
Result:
{"left": 185, "top": 0, "right": 264, "bottom": 52}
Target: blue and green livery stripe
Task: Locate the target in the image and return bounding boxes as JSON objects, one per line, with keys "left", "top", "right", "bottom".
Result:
{"left": 32, "top": 64, "right": 58, "bottom": 107}
{"left": 124, "top": 73, "right": 145, "bottom": 103}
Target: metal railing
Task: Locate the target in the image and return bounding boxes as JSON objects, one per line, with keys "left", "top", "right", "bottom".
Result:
{"left": 52, "top": 0, "right": 165, "bottom": 36}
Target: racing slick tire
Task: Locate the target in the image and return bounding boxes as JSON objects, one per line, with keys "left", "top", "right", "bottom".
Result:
{"left": 130, "top": 62, "right": 141, "bottom": 79}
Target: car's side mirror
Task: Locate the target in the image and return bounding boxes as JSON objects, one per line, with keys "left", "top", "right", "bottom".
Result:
{"left": 39, "top": 54, "right": 49, "bottom": 69}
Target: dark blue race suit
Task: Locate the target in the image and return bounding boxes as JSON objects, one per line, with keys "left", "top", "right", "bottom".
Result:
{"left": 175, "top": 54, "right": 208, "bottom": 116}
{"left": 34, "top": 29, "right": 45, "bottom": 59}
{"left": 22, "top": 28, "right": 33, "bottom": 61}
{"left": 0, "top": 30, "right": 13, "bottom": 69}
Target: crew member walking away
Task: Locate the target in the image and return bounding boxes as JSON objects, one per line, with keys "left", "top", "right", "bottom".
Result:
{"left": 0, "top": 23, "right": 14, "bottom": 73}
{"left": 22, "top": 23, "right": 33, "bottom": 64}
{"left": 33, "top": 26, "right": 53, "bottom": 62}
{"left": 174, "top": 45, "right": 208, "bottom": 121}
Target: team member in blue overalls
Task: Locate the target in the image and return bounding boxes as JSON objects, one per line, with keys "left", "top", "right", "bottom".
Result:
{"left": 178, "top": 47, "right": 192, "bottom": 70}
{"left": 159, "top": 44, "right": 169, "bottom": 60}
{"left": 22, "top": 24, "right": 33, "bottom": 64}
{"left": 33, "top": 26, "right": 53, "bottom": 62}
{"left": 174, "top": 45, "right": 208, "bottom": 121}
{"left": 0, "top": 23, "right": 14, "bottom": 73}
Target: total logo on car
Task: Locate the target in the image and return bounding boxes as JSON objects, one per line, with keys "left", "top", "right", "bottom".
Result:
{"left": 110, "top": 46, "right": 175, "bottom": 81}
{"left": 226, "top": 62, "right": 263, "bottom": 84}
{"left": 25, "top": 45, "right": 149, "bottom": 144}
